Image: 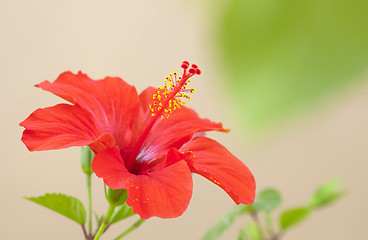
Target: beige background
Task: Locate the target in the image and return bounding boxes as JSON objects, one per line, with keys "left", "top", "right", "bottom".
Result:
{"left": 1, "top": 0, "right": 368, "bottom": 239}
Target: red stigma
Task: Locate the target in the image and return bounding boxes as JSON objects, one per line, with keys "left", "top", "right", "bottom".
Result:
{"left": 188, "top": 68, "right": 196, "bottom": 74}
{"left": 181, "top": 61, "right": 201, "bottom": 79}
{"left": 181, "top": 61, "right": 189, "bottom": 69}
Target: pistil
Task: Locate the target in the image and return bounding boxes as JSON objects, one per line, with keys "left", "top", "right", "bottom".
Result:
{"left": 128, "top": 61, "right": 201, "bottom": 173}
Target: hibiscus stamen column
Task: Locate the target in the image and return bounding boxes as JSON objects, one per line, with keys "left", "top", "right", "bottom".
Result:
{"left": 128, "top": 61, "right": 201, "bottom": 170}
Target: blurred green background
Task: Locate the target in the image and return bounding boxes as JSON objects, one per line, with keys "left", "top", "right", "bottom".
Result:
{"left": 210, "top": 0, "right": 368, "bottom": 134}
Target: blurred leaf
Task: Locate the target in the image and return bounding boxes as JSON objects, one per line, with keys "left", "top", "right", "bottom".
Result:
{"left": 95, "top": 213, "right": 104, "bottom": 227}
{"left": 216, "top": 0, "right": 368, "bottom": 133}
{"left": 252, "top": 188, "right": 282, "bottom": 212}
{"left": 309, "top": 179, "right": 347, "bottom": 208}
{"left": 279, "top": 207, "right": 311, "bottom": 230}
{"left": 109, "top": 203, "right": 135, "bottom": 225}
{"left": 245, "top": 222, "right": 263, "bottom": 240}
{"left": 202, "top": 204, "right": 251, "bottom": 240}
{"left": 238, "top": 229, "right": 248, "bottom": 240}
{"left": 25, "top": 193, "right": 86, "bottom": 225}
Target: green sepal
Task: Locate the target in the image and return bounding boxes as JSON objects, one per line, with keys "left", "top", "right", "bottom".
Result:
{"left": 309, "top": 179, "right": 347, "bottom": 208}
{"left": 279, "top": 207, "right": 311, "bottom": 230}
{"left": 202, "top": 204, "right": 250, "bottom": 240}
{"left": 25, "top": 193, "right": 86, "bottom": 225}
{"left": 106, "top": 187, "right": 128, "bottom": 206}
{"left": 252, "top": 188, "right": 281, "bottom": 212}
{"left": 109, "top": 203, "right": 135, "bottom": 225}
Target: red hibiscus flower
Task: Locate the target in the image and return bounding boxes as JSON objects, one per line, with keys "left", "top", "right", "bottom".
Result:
{"left": 20, "top": 62, "right": 255, "bottom": 219}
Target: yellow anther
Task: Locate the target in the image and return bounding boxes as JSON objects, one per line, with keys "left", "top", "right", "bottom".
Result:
{"left": 150, "top": 68, "right": 198, "bottom": 119}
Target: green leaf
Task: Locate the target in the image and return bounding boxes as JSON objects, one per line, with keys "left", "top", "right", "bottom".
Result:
{"left": 202, "top": 204, "right": 251, "bottom": 240}
{"left": 279, "top": 207, "right": 311, "bottom": 230}
{"left": 245, "top": 222, "right": 262, "bottom": 240}
{"left": 252, "top": 188, "right": 282, "bottom": 212}
{"left": 309, "top": 179, "right": 347, "bottom": 208}
{"left": 109, "top": 203, "right": 135, "bottom": 225}
{"left": 215, "top": 0, "right": 368, "bottom": 134}
{"left": 25, "top": 193, "right": 86, "bottom": 225}
{"left": 238, "top": 229, "right": 248, "bottom": 240}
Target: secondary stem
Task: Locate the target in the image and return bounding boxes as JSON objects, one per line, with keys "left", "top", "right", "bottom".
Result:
{"left": 86, "top": 174, "right": 92, "bottom": 235}
{"left": 113, "top": 219, "right": 145, "bottom": 240}
{"left": 94, "top": 204, "right": 116, "bottom": 240}
{"left": 82, "top": 225, "right": 88, "bottom": 239}
{"left": 250, "top": 211, "right": 267, "bottom": 240}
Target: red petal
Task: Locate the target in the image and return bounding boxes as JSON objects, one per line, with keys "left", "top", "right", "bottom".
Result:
{"left": 139, "top": 87, "right": 157, "bottom": 109}
{"left": 139, "top": 105, "right": 229, "bottom": 162}
{"left": 92, "top": 147, "right": 193, "bottom": 219}
{"left": 125, "top": 161, "right": 193, "bottom": 219}
{"left": 20, "top": 104, "right": 100, "bottom": 151}
{"left": 92, "top": 146, "right": 126, "bottom": 188}
{"left": 36, "top": 72, "right": 140, "bottom": 149}
{"left": 88, "top": 133, "right": 116, "bottom": 153}
{"left": 98, "top": 77, "right": 140, "bottom": 149}
{"left": 128, "top": 87, "right": 157, "bottom": 152}
{"left": 181, "top": 137, "right": 256, "bottom": 205}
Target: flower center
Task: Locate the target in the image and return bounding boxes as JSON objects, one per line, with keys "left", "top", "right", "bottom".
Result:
{"left": 128, "top": 61, "right": 201, "bottom": 173}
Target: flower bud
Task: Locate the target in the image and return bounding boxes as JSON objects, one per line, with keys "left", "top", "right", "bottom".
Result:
{"left": 106, "top": 187, "right": 128, "bottom": 206}
{"left": 81, "top": 146, "right": 94, "bottom": 175}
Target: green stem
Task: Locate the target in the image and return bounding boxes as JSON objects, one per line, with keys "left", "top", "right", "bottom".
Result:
{"left": 113, "top": 219, "right": 145, "bottom": 240}
{"left": 86, "top": 174, "right": 92, "bottom": 235}
{"left": 94, "top": 204, "right": 116, "bottom": 240}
